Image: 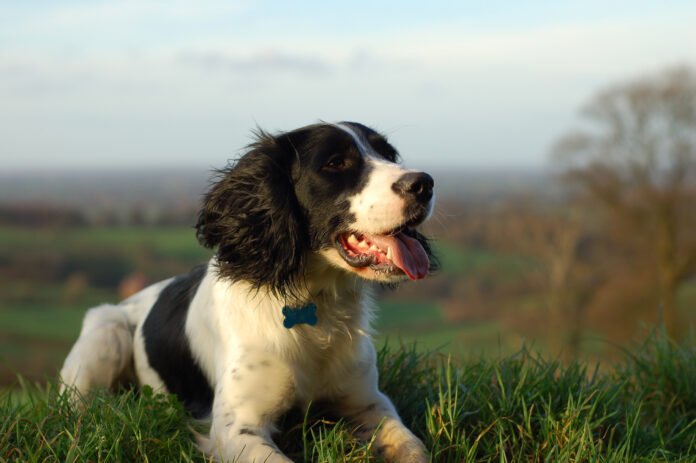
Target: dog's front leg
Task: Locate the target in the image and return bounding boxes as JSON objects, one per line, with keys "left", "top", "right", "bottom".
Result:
{"left": 203, "top": 352, "right": 295, "bottom": 463}
{"left": 340, "top": 390, "right": 428, "bottom": 463}
{"left": 335, "top": 356, "right": 429, "bottom": 462}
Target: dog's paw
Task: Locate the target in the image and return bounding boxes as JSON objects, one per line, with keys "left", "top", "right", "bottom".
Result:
{"left": 377, "top": 439, "right": 429, "bottom": 463}
{"left": 395, "top": 443, "right": 429, "bottom": 463}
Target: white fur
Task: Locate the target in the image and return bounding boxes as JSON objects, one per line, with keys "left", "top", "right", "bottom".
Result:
{"left": 348, "top": 159, "right": 411, "bottom": 234}
{"left": 59, "top": 304, "right": 133, "bottom": 399}
{"left": 60, "top": 255, "right": 428, "bottom": 462}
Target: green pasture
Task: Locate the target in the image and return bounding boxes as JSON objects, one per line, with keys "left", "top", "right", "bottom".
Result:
{"left": 375, "top": 300, "right": 443, "bottom": 329}
{"left": 2, "top": 224, "right": 695, "bottom": 387}
{"left": 0, "top": 225, "right": 211, "bottom": 263}
{"left": 0, "top": 306, "right": 85, "bottom": 342}
{"left": 0, "top": 226, "right": 534, "bottom": 274}
{"left": 434, "top": 241, "right": 538, "bottom": 278}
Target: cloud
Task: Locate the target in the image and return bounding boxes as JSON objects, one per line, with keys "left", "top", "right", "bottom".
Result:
{"left": 1, "top": 2, "right": 696, "bottom": 170}
{"left": 178, "top": 49, "right": 331, "bottom": 75}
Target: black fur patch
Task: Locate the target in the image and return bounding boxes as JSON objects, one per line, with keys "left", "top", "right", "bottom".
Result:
{"left": 142, "top": 264, "right": 213, "bottom": 418}
{"left": 195, "top": 129, "right": 310, "bottom": 298}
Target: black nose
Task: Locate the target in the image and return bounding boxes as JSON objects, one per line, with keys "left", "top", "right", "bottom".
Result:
{"left": 392, "top": 172, "right": 434, "bottom": 203}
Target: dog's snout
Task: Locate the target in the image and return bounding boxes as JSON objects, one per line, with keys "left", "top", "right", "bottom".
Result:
{"left": 392, "top": 172, "right": 434, "bottom": 203}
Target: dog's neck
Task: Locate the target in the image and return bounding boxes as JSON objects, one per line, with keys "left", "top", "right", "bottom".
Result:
{"left": 209, "top": 256, "right": 373, "bottom": 349}
{"left": 300, "top": 254, "right": 365, "bottom": 300}
{"left": 211, "top": 254, "right": 368, "bottom": 310}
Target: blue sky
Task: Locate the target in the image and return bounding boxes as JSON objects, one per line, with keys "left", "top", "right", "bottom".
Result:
{"left": 1, "top": 0, "right": 695, "bottom": 171}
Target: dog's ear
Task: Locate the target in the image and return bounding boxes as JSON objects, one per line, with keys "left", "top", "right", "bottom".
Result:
{"left": 196, "top": 130, "right": 308, "bottom": 296}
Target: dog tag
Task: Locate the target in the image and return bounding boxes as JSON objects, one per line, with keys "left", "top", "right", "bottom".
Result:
{"left": 282, "top": 303, "right": 318, "bottom": 329}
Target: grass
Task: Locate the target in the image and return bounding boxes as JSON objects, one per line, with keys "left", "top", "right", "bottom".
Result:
{"left": 0, "top": 226, "right": 211, "bottom": 263}
{"left": 433, "top": 242, "right": 538, "bottom": 279}
{"left": 377, "top": 321, "right": 515, "bottom": 358}
{"left": 0, "top": 306, "right": 87, "bottom": 342}
{"left": 2, "top": 332, "right": 695, "bottom": 462}
{"left": 376, "top": 301, "right": 444, "bottom": 330}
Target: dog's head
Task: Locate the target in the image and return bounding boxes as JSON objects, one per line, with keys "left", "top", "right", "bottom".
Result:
{"left": 196, "top": 122, "right": 436, "bottom": 296}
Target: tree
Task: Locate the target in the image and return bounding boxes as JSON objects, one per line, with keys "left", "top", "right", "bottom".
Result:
{"left": 489, "top": 199, "right": 601, "bottom": 358}
{"left": 554, "top": 66, "right": 696, "bottom": 339}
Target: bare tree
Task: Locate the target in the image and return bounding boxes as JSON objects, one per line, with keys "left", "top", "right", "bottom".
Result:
{"left": 554, "top": 66, "right": 696, "bottom": 338}
{"left": 490, "top": 199, "right": 598, "bottom": 358}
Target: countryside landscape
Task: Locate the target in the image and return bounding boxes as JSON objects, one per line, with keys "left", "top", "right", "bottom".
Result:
{"left": 2, "top": 166, "right": 692, "bottom": 387}
{"left": 1, "top": 66, "right": 696, "bottom": 461}
{"left": 0, "top": 167, "right": 557, "bottom": 385}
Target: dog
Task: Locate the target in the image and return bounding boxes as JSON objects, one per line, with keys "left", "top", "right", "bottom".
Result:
{"left": 60, "top": 121, "right": 436, "bottom": 462}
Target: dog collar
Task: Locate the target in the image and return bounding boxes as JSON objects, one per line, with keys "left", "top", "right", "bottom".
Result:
{"left": 282, "top": 302, "right": 318, "bottom": 329}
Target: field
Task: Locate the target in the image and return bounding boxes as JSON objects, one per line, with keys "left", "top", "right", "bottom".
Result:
{"left": 2, "top": 334, "right": 695, "bottom": 462}
{"left": 2, "top": 225, "right": 695, "bottom": 386}
{"left": 1, "top": 224, "right": 696, "bottom": 461}
{"left": 0, "top": 225, "right": 518, "bottom": 385}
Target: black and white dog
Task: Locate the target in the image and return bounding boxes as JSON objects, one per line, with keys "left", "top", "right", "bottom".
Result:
{"left": 60, "top": 122, "right": 436, "bottom": 462}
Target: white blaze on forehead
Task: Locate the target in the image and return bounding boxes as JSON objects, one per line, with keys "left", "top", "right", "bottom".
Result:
{"left": 331, "top": 122, "right": 379, "bottom": 158}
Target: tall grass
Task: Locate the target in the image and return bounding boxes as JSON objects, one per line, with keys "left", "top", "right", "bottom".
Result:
{"left": 2, "top": 332, "right": 695, "bottom": 462}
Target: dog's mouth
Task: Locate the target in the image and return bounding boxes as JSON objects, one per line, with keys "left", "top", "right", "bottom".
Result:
{"left": 335, "top": 226, "right": 430, "bottom": 281}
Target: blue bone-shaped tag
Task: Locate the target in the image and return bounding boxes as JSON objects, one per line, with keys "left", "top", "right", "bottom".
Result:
{"left": 282, "top": 303, "right": 318, "bottom": 329}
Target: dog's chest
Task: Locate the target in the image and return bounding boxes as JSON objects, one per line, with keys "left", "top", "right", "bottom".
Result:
{"left": 200, "top": 280, "right": 370, "bottom": 384}
{"left": 207, "top": 281, "right": 370, "bottom": 399}
{"left": 283, "top": 326, "right": 367, "bottom": 400}
{"left": 276, "top": 299, "right": 370, "bottom": 393}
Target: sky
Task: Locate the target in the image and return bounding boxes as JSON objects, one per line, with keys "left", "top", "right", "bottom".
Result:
{"left": 1, "top": 0, "right": 695, "bottom": 171}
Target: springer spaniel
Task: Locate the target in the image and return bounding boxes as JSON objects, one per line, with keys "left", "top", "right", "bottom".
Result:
{"left": 60, "top": 122, "right": 436, "bottom": 462}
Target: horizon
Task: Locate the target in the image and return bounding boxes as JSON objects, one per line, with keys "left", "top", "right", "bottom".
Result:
{"left": 0, "top": 164, "right": 559, "bottom": 210}
{"left": 0, "top": 162, "right": 556, "bottom": 176}
{"left": 1, "top": 1, "right": 695, "bottom": 171}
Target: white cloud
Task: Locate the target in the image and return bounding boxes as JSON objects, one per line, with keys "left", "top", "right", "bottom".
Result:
{"left": 177, "top": 49, "right": 331, "bottom": 74}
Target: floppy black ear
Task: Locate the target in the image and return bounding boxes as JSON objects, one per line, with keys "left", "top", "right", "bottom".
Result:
{"left": 195, "top": 130, "right": 308, "bottom": 296}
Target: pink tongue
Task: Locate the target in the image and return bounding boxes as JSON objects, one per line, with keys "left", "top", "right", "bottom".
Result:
{"left": 369, "top": 232, "right": 430, "bottom": 280}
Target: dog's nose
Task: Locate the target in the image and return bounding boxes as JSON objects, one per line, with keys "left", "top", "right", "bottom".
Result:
{"left": 392, "top": 172, "right": 434, "bottom": 203}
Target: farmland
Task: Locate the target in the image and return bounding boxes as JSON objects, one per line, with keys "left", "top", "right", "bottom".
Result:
{"left": 1, "top": 220, "right": 695, "bottom": 386}
{"left": 0, "top": 224, "right": 533, "bottom": 385}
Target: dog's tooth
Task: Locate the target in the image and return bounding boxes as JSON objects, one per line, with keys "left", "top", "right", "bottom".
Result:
{"left": 347, "top": 234, "right": 359, "bottom": 246}
{"left": 358, "top": 240, "right": 370, "bottom": 249}
{"left": 386, "top": 246, "right": 393, "bottom": 261}
{"left": 369, "top": 245, "right": 379, "bottom": 252}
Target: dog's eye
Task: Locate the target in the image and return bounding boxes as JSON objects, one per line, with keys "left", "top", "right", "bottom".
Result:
{"left": 323, "top": 155, "right": 352, "bottom": 172}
